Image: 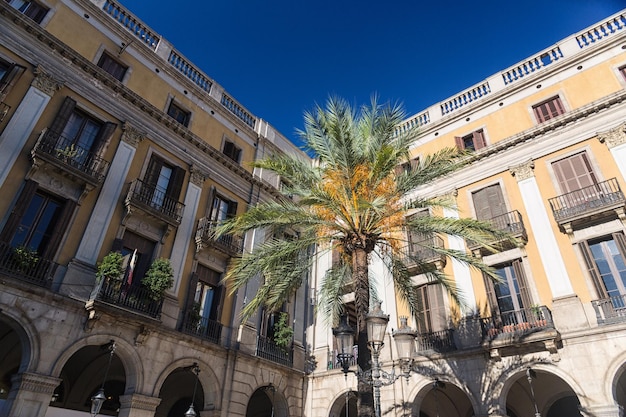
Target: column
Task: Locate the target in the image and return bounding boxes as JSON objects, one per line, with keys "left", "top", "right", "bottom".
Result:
{"left": 442, "top": 190, "right": 477, "bottom": 314}
{"left": 60, "top": 123, "right": 143, "bottom": 299}
{"left": 0, "top": 66, "right": 62, "bottom": 187}
{"left": 117, "top": 393, "right": 161, "bottom": 417}
{"left": 0, "top": 372, "right": 61, "bottom": 417}
{"left": 170, "top": 166, "right": 206, "bottom": 295}
{"left": 598, "top": 122, "right": 626, "bottom": 189}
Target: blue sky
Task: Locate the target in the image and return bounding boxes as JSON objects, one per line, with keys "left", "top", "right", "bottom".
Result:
{"left": 118, "top": 0, "right": 624, "bottom": 147}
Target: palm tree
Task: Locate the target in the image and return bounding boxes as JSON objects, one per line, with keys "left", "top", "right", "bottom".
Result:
{"left": 218, "top": 96, "right": 514, "bottom": 417}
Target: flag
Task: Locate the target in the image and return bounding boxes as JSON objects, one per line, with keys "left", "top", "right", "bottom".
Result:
{"left": 126, "top": 249, "right": 137, "bottom": 287}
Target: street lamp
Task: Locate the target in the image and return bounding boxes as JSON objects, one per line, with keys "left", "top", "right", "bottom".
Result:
{"left": 184, "top": 363, "right": 201, "bottom": 417}
{"left": 90, "top": 340, "right": 116, "bottom": 417}
{"left": 526, "top": 367, "right": 541, "bottom": 417}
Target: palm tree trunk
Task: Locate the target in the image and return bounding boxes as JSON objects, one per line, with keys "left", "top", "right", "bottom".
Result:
{"left": 353, "top": 245, "right": 375, "bottom": 417}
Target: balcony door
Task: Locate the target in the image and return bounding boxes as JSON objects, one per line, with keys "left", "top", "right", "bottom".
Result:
{"left": 472, "top": 184, "right": 506, "bottom": 221}
{"left": 552, "top": 152, "right": 598, "bottom": 194}
{"left": 579, "top": 233, "right": 626, "bottom": 304}
{"left": 484, "top": 260, "right": 532, "bottom": 323}
{"left": 143, "top": 155, "right": 185, "bottom": 211}
{"left": 415, "top": 284, "right": 446, "bottom": 333}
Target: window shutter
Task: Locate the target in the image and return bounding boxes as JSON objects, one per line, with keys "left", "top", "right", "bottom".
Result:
{"left": 454, "top": 136, "right": 464, "bottom": 150}
{"left": 185, "top": 272, "right": 200, "bottom": 312}
{"left": 613, "top": 232, "right": 626, "bottom": 268}
{"left": 210, "top": 285, "right": 224, "bottom": 321}
{"left": 49, "top": 97, "right": 77, "bottom": 137}
{"left": 552, "top": 152, "right": 597, "bottom": 194}
{"left": 513, "top": 260, "right": 532, "bottom": 309}
{"left": 111, "top": 238, "right": 124, "bottom": 252}
{"left": 483, "top": 273, "right": 500, "bottom": 317}
{"left": 144, "top": 155, "right": 163, "bottom": 187}
{"left": 0, "top": 180, "right": 38, "bottom": 243}
{"left": 428, "top": 284, "right": 447, "bottom": 332}
{"left": 91, "top": 121, "right": 117, "bottom": 155}
{"left": 227, "top": 200, "right": 238, "bottom": 218}
{"left": 166, "top": 166, "right": 186, "bottom": 201}
{"left": 0, "top": 64, "right": 25, "bottom": 99}
{"left": 472, "top": 184, "right": 505, "bottom": 221}
{"left": 578, "top": 240, "right": 608, "bottom": 299}
{"left": 473, "top": 130, "right": 486, "bottom": 150}
{"left": 41, "top": 199, "right": 76, "bottom": 259}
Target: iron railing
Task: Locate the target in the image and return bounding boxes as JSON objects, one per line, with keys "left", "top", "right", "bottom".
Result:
{"left": 125, "top": 179, "right": 184, "bottom": 225}
{"left": 468, "top": 210, "right": 526, "bottom": 252}
{"left": 0, "top": 242, "right": 57, "bottom": 288}
{"left": 195, "top": 218, "right": 243, "bottom": 255}
{"left": 416, "top": 329, "right": 457, "bottom": 353}
{"left": 95, "top": 279, "right": 163, "bottom": 318}
{"left": 592, "top": 295, "right": 626, "bottom": 324}
{"left": 548, "top": 178, "right": 625, "bottom": 222}
{"left": 481, "top": 305, "right": 554, "bottom": 339}
{"left": 32, "top": 131, "right": 110, "bottom": 183}
{"left": 256, "top": 335, "right": 293, "bottom": 367}
{"left": 401, "top": 235, "right": 445, "bottom": 269}
{"left": 181, "top": 308, "right": 223, "bottom": 344}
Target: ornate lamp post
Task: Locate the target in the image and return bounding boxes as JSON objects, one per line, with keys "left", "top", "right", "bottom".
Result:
{"left": 90, "top": 340, "right": 116, "bottom": 417}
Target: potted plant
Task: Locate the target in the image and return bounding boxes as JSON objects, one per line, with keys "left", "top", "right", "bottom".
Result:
{"left": 142, "top": 258, "right": 174, "bottom": 301}
{"left": 96, "top": 251, "right": 124, "bottom": 283}
{"left": 12, "top": 246, "right": 39, "bottom": 273}
{"left": 272, "top": 312, "right": 294, "bottom": 352}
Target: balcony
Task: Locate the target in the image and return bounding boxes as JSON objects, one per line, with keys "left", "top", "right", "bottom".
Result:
{"left": 256, "top": 335, "right": 293, "bottom": 367}
{"left": 181, "top": 308, "right": 223, "bottom": 344}
{"left": 592, "top": 294, "right": 626, "bottom": 325}
{"left": 94, "top": 279, "right": 163, "bottom": 319}
{"left": 548, "top": 178, "right": 626, "bottom": 234}
{"left": 402, "top": 235, "right": 446, "bottom": 273}
{"left": 416, "top": 329, "right": 457, "bottom": 354}
{"left": 31, "top": 130, "right": 110, "bottom": 188}
{"left": 124, "top": 179, "right": 184, "bottom": 227}
{"left": 0, "top": 241, "right": 58, "bottom": 288}
{"left": 195, "top": 217, "right": 243, "bottom": 255}
{"left": 469, "top": 210, "right": 527, "bottom": 256}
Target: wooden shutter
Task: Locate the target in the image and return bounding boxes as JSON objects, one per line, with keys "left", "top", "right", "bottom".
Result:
{"left": 472, "top": 184, "right": 506, "bottom": 220}
{"left": 144, "top": 155, "right": 164, "bottom": 187}
{"left": 227, "top": 200, "right": 238, "bottom": 218}
{"left": 49, "top": 97, "right": 77, "bottom": 136}
{"left": 210, "top": 285, "right": 223, "bottom": 321}
{"left": 513, "top": 260, "right": 532, "bottom": 309}
{"left": 428, "top": 284, "right": 447, "bottom": 332}
{"left": 615, "top": 233, "right": 626, "bottom": 262}
{"left": 473, "top": 130, "right": 486, "bottom": 150}
{"left": 552, "top": 152, "right": 597, "bottom": 194}
{"left": 578, "top": 240, "right": 608, "bottom": 299}
{"left": 483, "top": 273, "right": 500, "bottom": 317}
{"left": 41, "top": 199, "right": 76, "bottom": 259}
{"left": 0, "top": 64, "right": 25, "bottom": 100}
{"left": 185, "top": 272, "right": 200, "bottom": 312}
{"left": 165, "top": 166, "right": 186, "bottom": 201}
{"left": 0, "top": 180, "right": 38, "bottom": 243}
{"left": 454, "top": 136, "right": 464, "bottom": 150}
{"left": 111, "top": 238, "right": 124, "bottom": 252}
{"left": 90, "top": 121, "right": 116, "bottom": 155}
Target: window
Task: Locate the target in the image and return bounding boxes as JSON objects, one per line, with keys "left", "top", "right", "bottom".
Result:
{"left": 620, "top": 66, "right": 626, "bottom": 81}
{"left": 48, "top": 97, "right": 116, "bottom": 166}
{"left": 0, "top": 180, "right": 76, "bottom": 259}
{"left": 406, "top": 210, "right": 429, "bottom": 256}
{"left": 6, "top": 0, "right": 49, "bottom": 23}
{"left": 209, "top": 194, "right": 238, "bottom": 223}
{"left": 551, "top": 151, "right": 597, "bottom": 194}
{"left": 415, "top": 284, "right": 447, "bottom": 333}
{"left": 455, "top": 129, "right": 486, "bottom": 151}
{"left": 193, "top": 265, "right": 223, "bottom": 323}
{"left": 0, "top": 58, "right": 25, "bottom": 100}
{"left": 143, "top": 154, "right": 185, "bottom": 210}
{"left": 533, "top": 96, "right": 565, "bottom": 123}
{"left": 222, "top": 140, "right": 242, "bottom": 163}
{"left": 167, "top": 101, "right": 190, "bottom": 127}
{"left": 579, "top": 233, "right": 626, "bottom": 304}
{"left": 484, "top": 260, "right": 532, "bottom": 318}
{"left": 472, "top": 184, "right": 507, "bottom": 221}
{"left": 97, "top": 52, "right": 127, "bottom": 81}
{"left": 395, "top": 157, "right": 419, "bottom": 176}
{"left": 112, "top": 230, "right": 156, "bottom": 285}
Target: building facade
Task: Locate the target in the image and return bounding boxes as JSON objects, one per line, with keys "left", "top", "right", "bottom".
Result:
{"left": 307, "top": 10, "right": 626, "bottom": 417}
{"left": 0, "top": 1, "right": 310, "bottom": 416}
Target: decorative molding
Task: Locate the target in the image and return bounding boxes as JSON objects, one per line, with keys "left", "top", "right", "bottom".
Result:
{"left": 121, "top": 122, "right": 145, "bottom": 147}
{"left": 32, "top": 65, "right": 63, "bottom": 96}
{"left": 509, "top": 160, "right": 535, "bottom": 181}
{"left": 190, "top": 165, "right": 208, "bottom": 186}
{"left": 597, "top": 121, "right": 626, "bottom": 149}
{"left": 119, "top": 393, "right": 162, "bottom": 411}
{"left": 12, "top": 372, "right": 61, "bottom": 394}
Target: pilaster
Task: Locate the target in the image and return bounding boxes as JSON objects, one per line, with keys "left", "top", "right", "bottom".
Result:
{"left": 0, "top": 372, "right": 61, "bottom": 417}
{"left": 117, "top": 393, "right": 162, "bottom": 417}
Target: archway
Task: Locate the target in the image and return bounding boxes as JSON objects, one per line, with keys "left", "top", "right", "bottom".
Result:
{"left": 0, "top": 317, "right": 27, "bottom": 411}
{"left": 154, "top": 365, "right": 204, "bottom": 417}
{"left": 412, "top": 380, "right": 474, "bottom": 417}
{"left": 328, "top": 390, "right": 357, "bottom": 417}
{"left": 50, "top": 342, "right": 126, "bottom": 416}
{"left": 246, "top": 385, "right": 287, "bottom": 417}
{"left": 613, "top": 362, "right": 626, "bottom": 413}
{"left": 505, "top": 369, "right": 581, "bottom": 417}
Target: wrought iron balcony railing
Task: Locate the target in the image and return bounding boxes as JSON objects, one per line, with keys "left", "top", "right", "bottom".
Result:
{"left": 481, "top": 305, "right": 554, "bottom": 339}
{"left": 32, "top": 130, "right": 111, "bottom": 184}
{"left": 416, "top": 329, "right": 457, "bottom": 353}
{"left": 95, "top": 279, "right": 163, "bottom": 318}
{"left": 401, "top": 235, "right": 446, "bottom": 271}
{"left": 195, "top": 217, "right": 243, "bottom": 255}
{"left": 181, "top": 308, "right": 223, "bottom": 344}
{"left": 125, "top": 179, "right": 184, "bottom": 225}
{"left": 592, "top": 294, "right": 626, "bottom": 325}
{"left": 548, "top": 178, "right": 625, "bottom": 229}
{"left": 468, "top": 210, "right": 527, "bottom": 254}
{"left": 256, "top": 335, "right": 293, "bottom": 367}
{"left": 0, "top": 241, "right": 57, "bottom": 288}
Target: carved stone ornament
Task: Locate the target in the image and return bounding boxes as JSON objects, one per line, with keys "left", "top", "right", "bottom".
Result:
{"left": 597, "top": 121, "right": 626, "bottom": 149}
{"left": 190, "top": 165, "right": 208, "bottom": 186}
{"left": 509, "top": 160, "right": 535, "bottom": 181}
{"left": 32, "top": 65, "right": 63, "bottom": 96}
{"left": 121, "top": 122, "right": 145, "bottom": 147}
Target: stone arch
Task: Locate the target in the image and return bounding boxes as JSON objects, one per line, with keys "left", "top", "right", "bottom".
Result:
{"left": 152, "top": 357, "right": 221, "bottom": 412}
{"left": 407, "top": 377, "right": 477, "bottom": 417}
{"left": 48, "top": 334, "right": 143, "bottom": 394}
{"left": 0, "top": 308, "right": 38, "bottom": 374}
{"left": 605, "top": 351, "right": 626, "bottom": 411}
{"left": 246, "top": 384, "right": 289, "bottom": 417}
{"left": 327, "top": 389, "right": 357, "bottom": 417}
